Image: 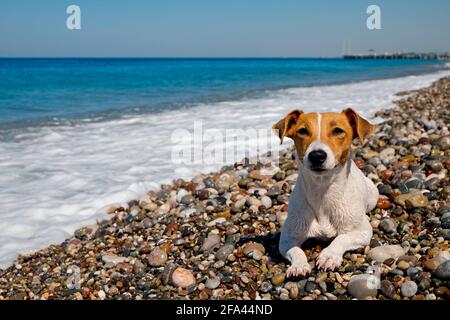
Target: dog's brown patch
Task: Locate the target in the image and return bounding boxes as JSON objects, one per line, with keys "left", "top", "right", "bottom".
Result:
{"left": 273, "top": 109, "right": 374, "bottom": 164}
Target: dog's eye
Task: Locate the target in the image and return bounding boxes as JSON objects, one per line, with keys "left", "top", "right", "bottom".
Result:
{"left": 332, "top": 127, "right": 345, "bottom": 136}
{"left": 297, "top": 128, "right": 309, "bottom": 136}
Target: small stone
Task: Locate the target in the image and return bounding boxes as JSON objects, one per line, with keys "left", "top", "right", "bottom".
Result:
{"left": 418, "top": 278, "right": 431, "bottom": 291}
{"left": 423, "top": 258, "right": 441, "bottom": 272}
{"left": 434, "top": 286, "right": 448, "bottom": 297}
{"left": 260, "top": 281, "right": 273, "bottom": 293}
{"left": 171, "top": 268, "right": 196, "bottom": 288}
{"left": 347, "top": 274, "right": 379, "bottom": 299}
{"left": 102, "top": 255, "right": 127, "bottom": 266}
{"left": 133, "top": 260, "right": 146, "bottom": 274}
{"left": 74, "top": 227, "right": 92, "bottom": 240}
{"left": 108, "top": 286, "right": 119, "bottom": 296}
{"left": 379, "top": 148, "right": 396, "bottom": 162}
{"left": 426, "top": 160, "right": 444, "bottom": 173}
{"left": 377, "top": 184, "right": 393, "bottom": 196}
{"left": 315, "top": 272, "right": 327, "bottom": 283}
{"left": 215, "top": 244, "right": 234, "bottom": 261}
{"left": 162, "top": 263, "right": 177, "bottom": 285}
{"left": 201, "top": 233, "right": 221, "bottom": 252}
{"left": 198, "top": 189, "right": 210, "bottom": 200}
{"left": 252, "top": 250, "right": 263, "bottom": 260}
{"left": 205, "top": 277, "right": 220, "bottom": 289}
{"left": 289, "top": 285, "right": 299, "bottom": 299}
{"left": 400, "top": 281, "right": 417, "bottom": 298}
{"left": 97, "top": 290, "right": 106, "bottom": 300}
{"left": 397, "top": 260, "right": 410, "bottom": 270}
{"left": 370, "top": 239, "right": 382, "bottom": 248}
{"left": 305, "top": 281, "right": 318, "bottom": 293}
{"left": 242, "top": 242, "right": 266, "bottom": 256}
{"left": 395, "top": 192, "right": 428, "bottom": 209}
{"left": 380, "top": 280, "right": 396, "bottom": 298}
{"left": 434, "top": 260, "right": 450, "bottom": 280}
{"left": 377, "top": 198, "right": 392, "bottom": 209}
{"left": 261, "top": 196, "right": 272, "bottom": 209}
{"left": 148, "top": 248, "right": 168, "bottom": 267}
{"left": 279, "top": 293, "right": 289, "bottom": 300}
{"left": 368, "top": 245, "right": 406, "bottom": 263}
{"left": 379, "top": 219, "right": 398, "bottom": 234}
{"left": 271, "top": 273, "right": 286, "bottom": 286}
{"left": 181, "top": 194, "right": 194, "bottom": 205}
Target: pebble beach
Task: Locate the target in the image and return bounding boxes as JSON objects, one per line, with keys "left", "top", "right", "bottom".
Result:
{"left": 0, "top": 76, "right": 449, "bottom": 300}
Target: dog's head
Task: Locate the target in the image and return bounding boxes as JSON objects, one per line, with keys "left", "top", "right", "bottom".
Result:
{"left": 273, "top": 108, "right": 374, "bottom": 173}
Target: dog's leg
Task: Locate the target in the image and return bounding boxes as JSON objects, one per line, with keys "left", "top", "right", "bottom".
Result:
{"left": 279, "top": 226, "right": 311, "bottom": 277}
{"left": 316, "top": 219, "right": 372, "bottom": 271}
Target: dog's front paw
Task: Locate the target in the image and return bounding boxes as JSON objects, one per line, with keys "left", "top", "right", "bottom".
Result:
{"left": 286, "top": 262, "right": 311, "bottom": 277}
{"left": 316, "top": 248, "right": 343, "bottom": 271}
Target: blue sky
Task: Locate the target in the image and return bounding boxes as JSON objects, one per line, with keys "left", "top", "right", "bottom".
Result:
{"left": 0, "top": 0, "right": 449, "bottom": 57}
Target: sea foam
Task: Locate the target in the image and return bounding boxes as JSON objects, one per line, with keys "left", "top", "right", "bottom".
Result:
{"left": 0, "top": 70, "right": 449, "bottom": 268}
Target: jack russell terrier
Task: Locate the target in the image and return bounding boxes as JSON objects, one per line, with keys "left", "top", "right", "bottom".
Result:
{"left": 273, "top": 108, "right": 378, "bottom": 277}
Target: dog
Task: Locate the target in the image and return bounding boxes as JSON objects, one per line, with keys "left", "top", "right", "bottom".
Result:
{"left": 272, "top": 108, "right": 378, "bottom": 276}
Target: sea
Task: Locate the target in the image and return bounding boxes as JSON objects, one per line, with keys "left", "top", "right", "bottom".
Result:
{"left": 0, "top": 58, "right": 449, "bottom": 268}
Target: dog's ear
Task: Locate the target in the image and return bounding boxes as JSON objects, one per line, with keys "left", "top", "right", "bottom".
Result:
{"left": 272, "top": 109, "right": 303, "bottom": 143}
{"left": 343, "top": 108, "right": 374, "bottom": 142}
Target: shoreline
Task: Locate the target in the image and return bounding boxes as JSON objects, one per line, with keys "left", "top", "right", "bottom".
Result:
{"left": 2, "top": 69, "right": 450, "bottom": 270}
{"left": 0, "top": 76, "right": 449, "bottom": 300}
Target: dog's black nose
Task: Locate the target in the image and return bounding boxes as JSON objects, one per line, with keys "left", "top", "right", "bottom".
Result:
{"left": 308, "top": 150, "right": 327, "bottom": 166}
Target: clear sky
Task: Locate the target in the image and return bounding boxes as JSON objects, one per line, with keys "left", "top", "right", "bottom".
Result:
{"left": 0, "top": 0, "right": 449, "bottom": 57}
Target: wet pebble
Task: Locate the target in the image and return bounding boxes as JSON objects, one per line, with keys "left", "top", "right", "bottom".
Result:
{"left": 172, "top": 268, "right": 196, "bottom": 288}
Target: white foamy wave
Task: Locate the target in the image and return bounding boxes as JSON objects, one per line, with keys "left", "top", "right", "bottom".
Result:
{"left": 1, "top": 70, "right": 449, "bottom": 268}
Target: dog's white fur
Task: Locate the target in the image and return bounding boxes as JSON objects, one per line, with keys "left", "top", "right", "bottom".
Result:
{"left": 278, "top": 113, "right": 378, "bottom": 276}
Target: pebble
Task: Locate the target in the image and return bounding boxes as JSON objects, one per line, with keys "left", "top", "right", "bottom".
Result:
{"left": 205, "top": 277, "right": 220, "bottom": 289}
{"left": 97, "top": 290, "right": 106, "bottom": 300}
{"left": 397, "top": 260, "right": 410, "bottom": 270}
{"left": 260, "top": 281, "right": 273, "bottom": 293}
{"left": 201, "top": 234, "right": 221, "bottom": 252}
{"left": 147, "top": 248, "right": 168, "bottom": 267}
{"left": 434, "top": 260, "right": 450, "bottom": 280}
{"left": 305, "top": 281, "right": 318, "bottom": 293}
{"left": 271, "top": 273, "right": 286, "bottom": 286}
{"left": 102, "top": 255, "right": 128, "bottom": 266}
{"left": 400, "top": 281, "right": 418, "bottom": 298}
{"left": 260, "top": 196, "right": 272, "bottom": 209}
{"left": 395, "top": 191, "right": 429, "bottom": 209}
{"left": 376, "top": 197, "right": 392, "bottom": 209}
{"left": 171, "top": 268, "right": 196, "bottom": 288}
{"left": 133, "top": 260, "right": 146, "bottom": 274}
{"left": 379, "top": 148, "right": 396, "bottom": 163}
{"left": 289, "top": 285, "right": 299, "bottom": 299}
{"left": 380, "top": 280, "right": 396, "bottom": 298}
{"left": 379, "top": 219, "right": 398, "bottom": 234}
{"left": 435, "top": 287, "right": 448, "bottom": 297}
{"left": 347, "top": 274, "right": 379, "bottom": 299}
{"left": 215, "top": 244, "right": 234, "bottom": 261}
{"left": 423, "top": 258, "right": 441, "bottom": 272}
{"left": 368, "top": 245, "right": 406, "bottom": 263}
{"left": 162, "top": 263, "right": 177, "bottom": 285}
{"left": 242, "top": 242, "right": 266, "bottom": 256}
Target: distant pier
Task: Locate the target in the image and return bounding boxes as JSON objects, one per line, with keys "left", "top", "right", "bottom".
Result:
{"left": 343, "top": 52, "right": 450, "bottom": 60}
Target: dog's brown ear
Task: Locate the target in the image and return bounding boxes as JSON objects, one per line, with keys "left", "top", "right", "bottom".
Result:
{"left": 343, "top": 108, "right": 374, "bottom": 141}
{"left": 272, "top": 109, "right": 303, "bottom": 143}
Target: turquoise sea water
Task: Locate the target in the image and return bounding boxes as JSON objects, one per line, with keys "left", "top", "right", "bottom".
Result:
{"left": 0, "top": 58, "right": 446, "bottom": 128}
